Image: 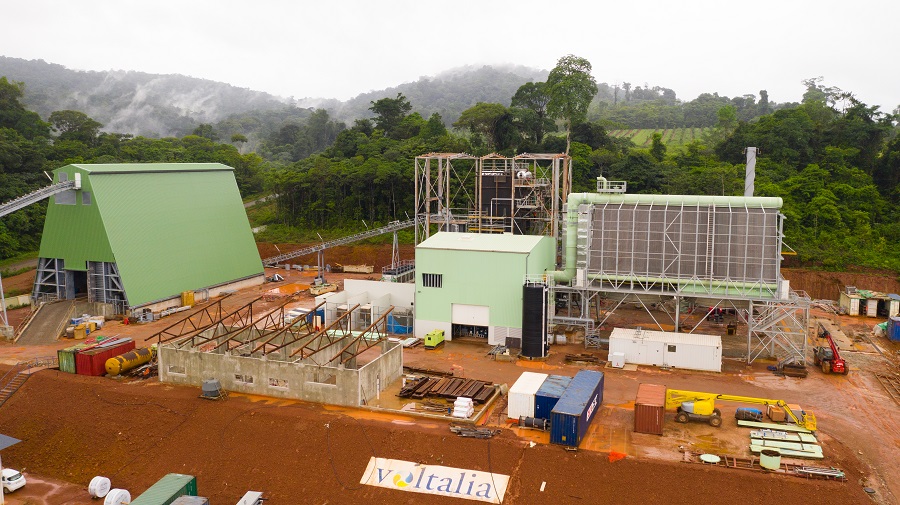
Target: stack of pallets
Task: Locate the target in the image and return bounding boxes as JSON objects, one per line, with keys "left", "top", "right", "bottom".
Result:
{"left": 397, "top": 376, "right": 494, "bottom": 403}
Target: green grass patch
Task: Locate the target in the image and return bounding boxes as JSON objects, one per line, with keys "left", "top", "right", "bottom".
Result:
{"left": 0, "top": 251, "right": 39, "bottom": 271}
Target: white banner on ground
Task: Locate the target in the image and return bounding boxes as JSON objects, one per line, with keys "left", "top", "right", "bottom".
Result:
{"left": 360, "top": 457, "right": 509, "bottom": 504}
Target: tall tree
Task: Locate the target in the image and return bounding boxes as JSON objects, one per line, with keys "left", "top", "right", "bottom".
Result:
{"left": 453, "top": 103, "right": 509, "bottom": 150}
{"left": 369, "top": 93, "right": 412, "bottom": 139}
{"left": 546, "top": 55, "right": 598, "bottom": 154}
{"left": 49, "top": 110, "right": 103, "bottom": 146}
{"left": 511, "top": 82, "right": 552, "bottom": 144}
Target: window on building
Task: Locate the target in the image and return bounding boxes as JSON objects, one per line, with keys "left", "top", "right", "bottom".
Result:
{"left": 58, "top": 172, "right": 68, "bottom": 182}
{"left": 422, "top": 273, "right": 443, "bottom": 288}
{"left": 82, "top": 191, "right": 92, "bottom": 205}
{"left": 668, "top": 345, "right": 677, "bottom": 353}
{"left": 168, "top": 365, "right": 186, "bottom": 375}
{"left": 268, "top": 377, "right": 288, "bottom": 389}
{"left": 55, "top": 190, "right": 76, "bottom": 205}
{"left": 234, "top": 373, "right": 254, "bottom": 384}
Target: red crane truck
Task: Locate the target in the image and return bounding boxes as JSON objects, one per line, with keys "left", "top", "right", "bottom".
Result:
{"left": 814, "top": 324, "right": 848, "bottom": 374}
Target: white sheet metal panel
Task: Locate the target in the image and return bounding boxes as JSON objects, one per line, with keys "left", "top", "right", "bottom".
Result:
{"left": 609, "top": 327, "right": 722, "bottom": 372}
{"left": 452, "top": 303, "right": 490, "bottom": 326}
{"left": 867, "top": 299, "right": 878, "bottom": 317}
{"left": 507, "top": 372, "right": 548, "bottom": 419}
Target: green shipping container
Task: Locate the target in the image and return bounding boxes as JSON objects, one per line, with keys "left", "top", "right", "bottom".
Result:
{"left": 57, "top": 344, "right": 88, "bottom": 373}
{"left": 131, "top": 474, "right": 198, "bottom": 505}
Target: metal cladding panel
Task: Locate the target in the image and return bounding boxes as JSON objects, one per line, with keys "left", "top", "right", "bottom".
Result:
{"left": 534, "top": 375, "right": 572, "bottom": 420}
{"left": 414, "top": 233, "right": 555, "bottom": 329}
{"left": 508, "top": 372, "right": 548, "bottom": 420}
{"left": 39, "top": 167, "right": 115, "bottom": 269}
{"left": 131, "top": 474, "right": 197, "bottom": 505}
{"left": 588, "top": 203, "right": 781, "bottom": 288}
{"left": 549, "top": 370, "right": 604, "bottom": 447}
{"left": 74, "top": 340, "right": 135, "bottom": 376}
{"left": 81, "top": 164, "right": 263, "bottom": 307}
{"left": 634, "top": 383, "right": 667, "bottom": 435}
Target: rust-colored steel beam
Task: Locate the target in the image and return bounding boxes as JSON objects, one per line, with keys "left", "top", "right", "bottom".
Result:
{"left": 211, "top": 296, "right": 298, "bottom": 350}
{"left": 155, "top": 296, "right": 231, "bottom": 344}
{"left": 170, "top": 297, "right": 259, "bottom": 348}
{"left": 289, "top": 304, "right": 359, "bottom": 358}
{"left": 328, "top": 307, "right": 394, "bottom": 365}
{"left": 251, "top": 301, "right": 326, "bottom": 354}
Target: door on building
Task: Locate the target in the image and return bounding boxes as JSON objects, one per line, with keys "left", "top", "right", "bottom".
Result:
{"left": 451, "top": 304, "right": 490, "bottom": 340}
{"left": 65, "top": 270, "right": 88, "bottom": 299}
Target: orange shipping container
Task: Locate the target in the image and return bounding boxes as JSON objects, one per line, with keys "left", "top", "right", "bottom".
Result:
{"left": 634, "top": 383, "right": 667, "bottom": 435}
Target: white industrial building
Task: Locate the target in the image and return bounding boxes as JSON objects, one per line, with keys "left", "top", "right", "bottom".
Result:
{"left": 609, "top": 327, "right": 722, "bottom": 372}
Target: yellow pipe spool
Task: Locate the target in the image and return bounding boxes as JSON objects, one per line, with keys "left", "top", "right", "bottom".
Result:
{"left": 105, "top": 347, "right": 156, "bottom": 376}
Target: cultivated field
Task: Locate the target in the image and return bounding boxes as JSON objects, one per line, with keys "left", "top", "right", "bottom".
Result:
{"left": 610, "top": 127, "right": 712, "bottom": 147}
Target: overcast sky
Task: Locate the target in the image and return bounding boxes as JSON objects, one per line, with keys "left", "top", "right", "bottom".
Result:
{"left": 3, "top": 0, "right": 897, "bottom": 111}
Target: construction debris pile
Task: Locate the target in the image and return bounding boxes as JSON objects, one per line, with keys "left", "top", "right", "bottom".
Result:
{"left": 398, "top": 376, "right": 495, "bottom": 404}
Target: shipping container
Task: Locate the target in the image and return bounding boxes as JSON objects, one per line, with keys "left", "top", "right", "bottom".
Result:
{"left": 534, "top": 375, "right": 572, "bottom": 420}
{"left": 131, "top": 474, "right": 198, "bottom": 505}
{"left": 57, "top": 344, "right": 89, "bottom": 373}
{"left": 889, "top": 316, "right": 900, "bottom": 342}
{"left": 507, "top": 372, "right": 548, "bottom": 420}
{"left": 75, "top": 340, "right": 135, "bottom": 376}
{"left": 634, "top": 383, "right": 666, "bottom": 435}
{"left": 550, "top": 370, "right": 604, "bottom": 448}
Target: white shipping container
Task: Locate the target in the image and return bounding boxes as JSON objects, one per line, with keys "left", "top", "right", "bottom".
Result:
{"left": 609, "top": 328, "right": 722, "bottom": 372}
{"left": 507, "top": 372, "right": 548, "bottom": 419}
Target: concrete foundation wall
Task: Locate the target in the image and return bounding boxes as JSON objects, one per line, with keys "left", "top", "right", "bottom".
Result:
{"left": 159, "top": 334, "right": 402, "bottom": 407}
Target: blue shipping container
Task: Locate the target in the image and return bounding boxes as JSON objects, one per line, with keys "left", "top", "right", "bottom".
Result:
{"left": 534, "top": 375, "right": 572, "bottom": 420}
{"left": 889, "top": 316, "right": 900, "bottom": 342}
{"left": 550, "top": 370, "right": 604, "bottom": 448}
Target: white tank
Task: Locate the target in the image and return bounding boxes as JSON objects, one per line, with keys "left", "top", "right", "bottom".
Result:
{"left": 89, "top": 476, "right": 112, "bottom": 498}
{"left": 104, "top": 488, "right": 131, "bottom": 505}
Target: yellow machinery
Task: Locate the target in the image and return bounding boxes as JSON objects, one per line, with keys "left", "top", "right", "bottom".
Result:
{"left": 665, "top": 389, "right": 817, "bottom": 431}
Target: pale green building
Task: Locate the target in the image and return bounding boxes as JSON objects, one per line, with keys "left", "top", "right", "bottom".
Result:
{"left": 414, "top": 232, "right": 556, "bottom": 347}
{"left": 33, "top": 163, "right": 264, "bottom": 312}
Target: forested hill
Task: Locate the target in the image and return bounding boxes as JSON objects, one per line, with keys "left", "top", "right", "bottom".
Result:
{"left": 0, "top": 57, "right": 547, "bottom": 140}
{"left": 0, "top": 56, "right": 288, "bottom": 138}
{"left": 306, "top": 65, "right": 550, "bottom": 125}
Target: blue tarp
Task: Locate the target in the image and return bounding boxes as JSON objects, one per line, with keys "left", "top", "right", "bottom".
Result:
{"left": 387, "top": 314, "right": 412, "bottom": 334}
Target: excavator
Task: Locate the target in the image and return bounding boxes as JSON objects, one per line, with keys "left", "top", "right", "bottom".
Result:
{"left": 814, "top": 324, "right": 848, "bottom": 374}
{"left": 665, "top": 389, "right": 817, "bottom": 431}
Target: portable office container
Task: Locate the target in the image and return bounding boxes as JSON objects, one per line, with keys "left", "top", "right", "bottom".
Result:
{"left": 889, "top": 316, "right": 900, "bottom": 342}
{"left": 550, "top": 370, "right": 604, "bottom": 447}
{"left": 507, "top": 372, "right": 548, "bottom": 420}
{"left": 75, "top": 340, "right": 135, "bottom": 376}
{"left": 609, "top": 327, "right": 722, "bottom": 372}
{"left": 534, "top": 375, "right": 572, "bottom": 420}
{"left": 634, "top": 383, "right": 666, "bottom": 435}
{"left": 131, "top": 473, "right": 198, "bottom": 505}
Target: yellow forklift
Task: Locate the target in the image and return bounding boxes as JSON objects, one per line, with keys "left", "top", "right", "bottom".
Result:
{"left": 664, "top": 389, "right": 817, "bottom": 431}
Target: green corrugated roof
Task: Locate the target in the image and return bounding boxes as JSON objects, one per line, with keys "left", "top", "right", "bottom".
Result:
{"left": 416, "top": 232, "right": 548, "bottom": 253}
{"left": 131, "top": 473, "right": 196, "bottom": 505}
{"left": 70, "top": 163, "right": 233, "bottom": 174}
{"left": 39, "top": 163, "right": 263, "bottom": 307}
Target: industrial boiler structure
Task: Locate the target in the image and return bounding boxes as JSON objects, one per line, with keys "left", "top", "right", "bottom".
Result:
{"left": 413, "top": 152, "right": 810, "bottom": 366}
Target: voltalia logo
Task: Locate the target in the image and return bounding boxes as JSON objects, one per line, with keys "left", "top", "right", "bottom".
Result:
{"left": 392, "top": 472, "right": 414, "bottom": 488}
{"left": 362, "top": 457, "right": 509, "bottom": 504}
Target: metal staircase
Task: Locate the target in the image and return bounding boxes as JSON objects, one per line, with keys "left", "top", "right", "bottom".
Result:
{"left": 0, "top": 356, "right": 57, "bottom": 408}
{"left": 262, "top": 218, "right": 417, "bottom": 266}
{"left": 0, "top": 180, "right": 76, "bottom": 218}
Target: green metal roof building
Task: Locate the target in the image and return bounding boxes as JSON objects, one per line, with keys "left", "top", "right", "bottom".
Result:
{"left": 414, "top": 232, "right": 555, "bottom": 347}
{"left": 33, "top": 163, "right": 264, "bottom": 312}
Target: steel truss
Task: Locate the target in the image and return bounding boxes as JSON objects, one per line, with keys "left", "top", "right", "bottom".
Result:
{"left": 414, "top": 152, "right": 571, "bottom": 244}
{"left": 87, "top": 261, "right": 127, "bottom": 312}
{"left": 32, "top": 258, "right": 66, "bottom": 302}
{"left": 156, "top": 297, "right": 395, "bottom": 369}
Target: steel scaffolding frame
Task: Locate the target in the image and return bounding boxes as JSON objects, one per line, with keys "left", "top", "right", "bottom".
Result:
{"left": 32, "top": 258, "right": 66, "bottom": 302}
{"left": 413, "top": 152, "right": 571, "bottom": 244}
{"left": 87, "top": 261, "right": 127, "bottom": 312}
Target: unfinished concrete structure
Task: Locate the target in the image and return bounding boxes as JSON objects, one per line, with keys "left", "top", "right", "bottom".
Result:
{"left": 156, "top": 296, "right": 402, "bottom": 406}
{"left": 316, "top": 279, "right": 414, "bottom": 334}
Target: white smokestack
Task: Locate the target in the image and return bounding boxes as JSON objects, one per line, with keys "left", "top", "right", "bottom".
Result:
{"left": 744, "top": 147, "right": 757, "bottom": 197}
